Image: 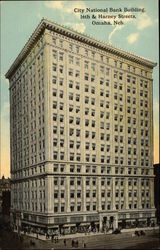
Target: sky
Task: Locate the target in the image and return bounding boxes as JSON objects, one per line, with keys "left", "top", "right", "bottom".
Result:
{"left": 0, "top": 0, "right": 159, "bottom": 178}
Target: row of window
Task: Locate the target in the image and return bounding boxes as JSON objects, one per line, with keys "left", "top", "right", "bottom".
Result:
{"left": 52, "top": 36, "right": 149, "bottom": 78}
{"left": 53, "top": 177, "right": 149, "bottom": 186}
{"left": 53, "top": 201, "right": 150, "bottom": 213}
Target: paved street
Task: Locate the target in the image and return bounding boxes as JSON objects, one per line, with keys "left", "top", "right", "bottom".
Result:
{"left": 0, "top": 229, "right": 160, "bottom": 249}
{"left": 44, "top": 231, "right": 160, "bottom": 249}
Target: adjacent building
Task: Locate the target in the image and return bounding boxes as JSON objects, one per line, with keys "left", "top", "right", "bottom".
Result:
{"left": 0, "top": 176, "right": 11, "bottom": 218}
{"left": 5, "top": 19, "right": 157, "bottom": 235}
{"left": 154, "top": 164, "right": 160, "bottom": 223}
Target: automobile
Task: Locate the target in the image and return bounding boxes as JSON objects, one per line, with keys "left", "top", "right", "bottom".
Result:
{"left": 140, "top": 230, "right": 145, "bottom": 236}
{"left": 135, "top": 230, "right": 140, "bottom": 236}
{"left": 112, "top": 228, "right": 121, "bottom": 234}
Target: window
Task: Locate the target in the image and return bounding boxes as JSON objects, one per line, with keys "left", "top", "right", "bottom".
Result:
{"left": 69, "top": 93, "right": 73, "bottom": 101}
{"left": 84, "top": 73, "right": 89, "bottom": 81}
{"left": 54, "top": 205, "right": 58, "bottom": 213}
{"left": 91, "top": 87, "right": 95, "bottom": 94}
{"left": 77, "top": 165, "right": 81, "bottom": 173}
{"left": 69, "top": 55, "right": 73, "bottom": 64}
{"left": 54, "top": 164, "right": 58, "bottom": 172}
{"left": 76, "top": 46, "right": 79, "bottom": 53}
{"left": 91, "top": 63, "right": 95, "bottom": 71}
{"left": 77, "top": 178, "right": 81, "bottom": 185}
{"left": 59, "top": 65, "right": 63, "bottom": 74}
{"left": 76, "top": 106, "right": 80, "bottom": 113}
{"left": 84, "top": 60, "right": 89, "bottom": 69}
{"left": 70, "top": 203, "right": 74, "bottom": 212}
{"left": 107, "top": 145, "right": 110, "bottom": 152}
{"left": 68, "top": 68, "right": 73, "bottom": 76}
{"left": 59, "top": 40, "right": 63, "bottom": 47}
{"left": 92, "top": 178, "right": 96, "bottom": 186}
{"left": 75, "top": 70, "right": 80, "bottom": 78}
{"left": 91, "top": 98, "right": 95, "bottom": 105}
{"left": 92, "top": 155, "right": 96, "bottom": 162}
{"left": 100, "top": 66, "right": 104, "bottom": 73}
{"left": 52, "top": 76, "right": 57, "bottom": 84}
{"left": 59, "top": 52, "right": 63, "bottom": 61}
{"left": 70, "top": 153, "right": 74, "bottom": 161}
{"left": 92, "top": 143, "right": 96, "bottom": 150}
{"left": 106, "top": 80, "right": 109, "bottom": 86}
{"left": 52, "top": 37, "right": 56, "bottom": 44}
{"left": 106, "top": 112, "right": 110, "bottom": 119}
{"left": 76, "top": 57, "right": 80, "bottom": 66}
{"left": 69, "top": 80, "right": 73, "bottom": 88}
{"left": 92, "top": 132, "right": 96, "bottom": 139}
{"left": 119, "top": 73, "right": 123, "bottom": 80}
{"left": 76, "top": 129, "right": 80, "bottom": 137}
{"left": 69, "top": 43, "right": 73, "bottom": 51}
{"left": 85, "top": 96, "right": 89, "bottom": 104}
{"left": 77, "top": 191, "right": 81, "bottom": 198}
{"left": 85, "top": 85, "right": 89, "bottom": 92}
{"left": 76, "top": 94, "right": 80, "bottom": 102}
{"left": 91, "top": 75, "right": 95, "bottom": 82}
{"left": 85, "top": 142, "right": 90, "bottom": 150}
{"left": 106, "top": 101, "right": 109, "bottom": 108}
{"left": 52, "top": 50, "right": 57, "bottom": 59}
{"left": 76, "top": 82, "right": 80, "bottom": 90}
{"left": 52, "top": 63, "right": 57, "bottom": 71}
{"left": 76, "top": 117, "right": 80, "bottom": 125}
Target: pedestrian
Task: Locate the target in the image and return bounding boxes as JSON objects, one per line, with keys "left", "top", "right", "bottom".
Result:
{"left": 51, "top": 234, "right": 54, "bottom": 242}
{"left": 72, "top": 239, "right": 74, "bottom": 247}
{"left": 64, "top": 239, "right": 66, "bottom": 246}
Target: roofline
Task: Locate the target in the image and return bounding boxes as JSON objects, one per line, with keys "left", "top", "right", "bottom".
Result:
{"left": 5, "top": 18, "right": 157, "bottom": 79}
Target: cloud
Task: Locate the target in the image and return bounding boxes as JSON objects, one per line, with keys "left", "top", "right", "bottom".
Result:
{"left": 108, "top": 11, "right": 153, "bottom": 44}
{"left": 37, "top": 13, "right": 42, "bottom": 19}
{"left": 127, "top": 32, "right": 139, "bottom": 44}
{"left": 137, "top": 13, "right": 152, "bottom": 30}
{"left": 44, "top": 1, "right": 64, "bottom": 10}
{"left": 108, "top": 11, "right": 134, "bottom": 44}
{"left": 1, "top": 74, "right": 9, "bottom": 86}
{"left": 109, "top": 25, "right": 123, "bottom": 44}
{"left": 66, "top": 22, "right": 86, "bottom": 33}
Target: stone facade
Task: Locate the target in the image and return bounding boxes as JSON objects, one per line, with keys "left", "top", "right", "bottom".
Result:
{"left": 6, "top": 19, "right": 157, "bottom": 235}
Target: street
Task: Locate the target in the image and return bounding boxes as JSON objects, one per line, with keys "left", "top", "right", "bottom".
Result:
{"left": 0, "top": 229, "right": 160, "bottom": 249}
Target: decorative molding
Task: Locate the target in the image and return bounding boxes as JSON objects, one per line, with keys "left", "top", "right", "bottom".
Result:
{"left": 5, "top": 18, "right": 157, "bottom": 79}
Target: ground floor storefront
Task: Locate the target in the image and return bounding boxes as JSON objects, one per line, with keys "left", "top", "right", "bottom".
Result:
{"left": 10, "top": 209, "right": 156, "bottom": 239}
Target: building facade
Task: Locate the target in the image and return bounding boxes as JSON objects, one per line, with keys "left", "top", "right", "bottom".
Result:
{"left": 6, "top": 19, "right": 157, "bottom": 235}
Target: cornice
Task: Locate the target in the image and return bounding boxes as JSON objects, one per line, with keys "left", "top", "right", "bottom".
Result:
{"left": 5, "top": 18, "right": 157, "bottom": 79}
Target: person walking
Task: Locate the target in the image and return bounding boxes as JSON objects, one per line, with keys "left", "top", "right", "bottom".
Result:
{"left": 71, "top": 239, "right": 74, "bottom": 247}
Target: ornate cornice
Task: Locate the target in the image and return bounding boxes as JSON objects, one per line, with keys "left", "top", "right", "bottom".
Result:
{"left": 5, "top": 18, "right": 157, "bottom": 79}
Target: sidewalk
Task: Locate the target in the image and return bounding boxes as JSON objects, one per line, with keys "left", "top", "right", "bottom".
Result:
{"left": 20, "top": 226, "right": 159, "bottom": 241}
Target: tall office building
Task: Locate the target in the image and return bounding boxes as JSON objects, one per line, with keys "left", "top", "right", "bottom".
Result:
{"left": 6, "top": 19, "right": 157, "bottom": 235}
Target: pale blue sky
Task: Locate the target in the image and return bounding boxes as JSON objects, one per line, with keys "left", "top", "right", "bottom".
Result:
{"left": 0, "top": 0, "right": 159, "bottom": 177}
